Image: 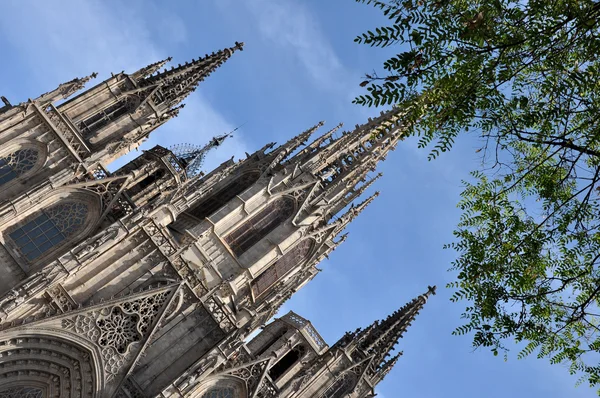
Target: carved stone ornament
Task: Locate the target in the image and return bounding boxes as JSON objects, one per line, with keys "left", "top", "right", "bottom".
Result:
{"left": 61, "top": 290, "right": 171, "bottom": 381}
{"left": 73, "top": 225, "right": 120, "bottom": 261}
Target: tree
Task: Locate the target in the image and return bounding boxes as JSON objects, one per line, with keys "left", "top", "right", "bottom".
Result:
{"left": 353, "top": 0, "right": 600, "bottom": 390}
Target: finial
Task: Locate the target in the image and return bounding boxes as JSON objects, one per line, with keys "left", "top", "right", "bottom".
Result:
{"left": 425, "top": 285, "right": 437, "bottom": 297}
{"left": 234, "top": 41, "right": 245, "bottom": 51}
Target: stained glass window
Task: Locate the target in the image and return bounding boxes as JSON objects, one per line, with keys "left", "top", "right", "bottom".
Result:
{"left": 189, "top": 171, "right": 260, "bottom": 220}
{"left": 224, "top": 197, "right": 295, "bottom": 257}
{"left": 252, "top": 239, "right": 313, "bottom": 297}
{"left": 9, "top": 202, "right": 88, "bottom": 261}
{"left": 201, "top": 386, "right": 237, "bottom": 398}
{"left": 0, "top": 387, "right": 43, "bottom": 398}
{"left": 320, "top": 373, "right": 356, "bottom": 398}
{"left": 0, "top": 149, "right": 38, "bottom": 186}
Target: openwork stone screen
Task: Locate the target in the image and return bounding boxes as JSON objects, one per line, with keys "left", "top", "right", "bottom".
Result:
{"left": 0, "top": 387, "right": 43, "bottom": 398}
{"left": 252, "top": 239, "right": 313, "bottom": 297}
{"left": 189, "top": 171, "right": 260, "bottom": 221}
{"left": 224, "top": 196, "right": 295, "bottom": 257}
{"left": 0, "top": 149, "right": 38, "bottom": 186}
{"left": 284, "top": 312, "right": 328, "bottom": 352}
{"left": 9, "top": 202, "right": 88, "bottom": 261}
{"left": 201, "top": 386, "right": 237, "bottom": 398}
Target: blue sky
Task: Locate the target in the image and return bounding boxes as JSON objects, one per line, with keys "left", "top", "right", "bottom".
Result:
{"left": 0, "top": 1, "right": 594, "bottom": 396}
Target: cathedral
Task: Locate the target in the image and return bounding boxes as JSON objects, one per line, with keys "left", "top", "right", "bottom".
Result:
{"left": 0, "top": 41, "right": 434, "bottom": 398}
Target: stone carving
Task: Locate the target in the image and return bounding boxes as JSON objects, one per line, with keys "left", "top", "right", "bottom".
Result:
{"left": 204, "top": 296, "right": 235, "bottom": 333}
{"left": 61, "top": 289, "right": 171, "bottom": 381}
{"left": 45, "top": 284, "right": 77, "bottom": 313}
{"left": 177, "top": 354, "right": 219, "bottom": 392}
{"left": 0, "top": 289, "right": 26, "bottom": 322}
{"left": 42, "top": 104, "right": 90, "bottom": 159}
{"left": 73, "top": 225, "right": 120, "bottom": 261}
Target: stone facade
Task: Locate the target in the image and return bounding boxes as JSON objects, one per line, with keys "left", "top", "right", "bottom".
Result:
{"left": 0, "top": 42, "right": 432, "bottom": 398}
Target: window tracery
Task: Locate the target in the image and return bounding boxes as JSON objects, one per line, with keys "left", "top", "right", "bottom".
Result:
{"left": 8, "top": 202, "right": 88, "bottom": 261}
{"left": 0, "top": 148, "right": 38, "bottom": 186}
{"left": 201, "top": 386, "right": 237, "bottom": 398}
{"left": 252, "top": 239, "right": 313, "bottom": 297}
{"left": 189, "top": 171, "right": 260, "bottom": 220}
{"left": 0, "top": 387, "right": 43, "bottom": 398}
{"left": 224, "top": 196, "right": 295, "bottom": 257}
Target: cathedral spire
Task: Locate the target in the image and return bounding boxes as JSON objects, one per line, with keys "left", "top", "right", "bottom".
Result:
{"left": 300, "top": 106, "right": 405, "bottom": 182}
{"left": 131, "top": 56, "right": 173, "bottom": 80}
{"left": 263, "top": 121, "right": 325, "bottom": 175}
{"left": 37, "top": 72, "right": 98, "bottom": 104}
{"left": 138, "top": 41, "right": 244, "bottom": 110}
{"left": 343, "top": 285, "right": 435, "bottom": 381}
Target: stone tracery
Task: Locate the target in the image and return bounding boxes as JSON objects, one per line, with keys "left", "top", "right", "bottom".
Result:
{"left": 0, "top": 149, "right": 39, "bottom": 186}
{"left": 8, "top": 201, "right": 88, "bottom": 261}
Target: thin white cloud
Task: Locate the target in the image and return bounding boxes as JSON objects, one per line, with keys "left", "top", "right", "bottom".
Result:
{"left": 240, "top": 0, "right": 354, "bottom": 96}
{"left": 0, "top": 0, "right": 249, "bottom": 171}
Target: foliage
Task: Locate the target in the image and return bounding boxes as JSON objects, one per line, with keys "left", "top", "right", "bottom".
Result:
{"left": 354, "top": 0, "right": 600, "bottom": 390}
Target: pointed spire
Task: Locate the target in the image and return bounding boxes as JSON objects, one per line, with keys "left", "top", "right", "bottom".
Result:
{"left": 37, "top": 72, "right": 98, "bottom": 103}
{"left": 170, "top": 131, "right": 234, "bottom": 176}
{"left": 334, "top": 190, "right": 380, "bottom": 230}
{"left": 263, "top": 121, "right": 325, "bottom": 175}
{"left": 132, "top": 56, "right": 173, "bottom": 80}
{"left": 292, "top": 122, "right": 343, "bottom": 163}
{"left": 140, "top": 41, "right": 244, "bottom": 109}
{"left": 376, "top": 351, "right": 403, "bottom": 381}
{"left": 301, "top": 106, "right": 405, "bottom": 182}
{"left": 335, "top": 285, "right": 434, "bottom": 384}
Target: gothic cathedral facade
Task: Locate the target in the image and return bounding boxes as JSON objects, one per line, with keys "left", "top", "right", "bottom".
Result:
{"left": 0, "top": 42, "right": 434, "bottom": 398}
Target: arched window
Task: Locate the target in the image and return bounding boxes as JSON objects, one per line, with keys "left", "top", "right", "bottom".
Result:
{"left": 0, "top": 149, "right": 38, "bottom": 186}
{"left": 8, "top": 202, "right": 88, "bottom": 261}
{"left": 224, "top": 197, "right": 295, "bottom": 257}
{"left": 320, "top": 373, "right": 357, "bottom": 398}
{"left": 0, "top": 387, "right": 43, "bottom": 398}
{"left": 189, "top": 171, "right": 260, "bottom": 220}
{"left": 268, "top": 344, "right": 306, "bottom": 381}
{"left": 201, "top": 386, "right": 237, "bottom": 398}
{"left": 252, "top": 239, "right": 313, "bottom": 297}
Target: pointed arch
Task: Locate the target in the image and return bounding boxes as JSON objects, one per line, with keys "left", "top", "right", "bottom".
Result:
{"left": 0, "top": 333, "right": 100, "bottom": 398}
{"left": 1, "top": 189, "right": 102, "bottom": 268}
{"left": 224, "top": 196, "right": 296, "bottom": 257}
{"left": 0, "top": 140, "right": 47, "bottom": 190}
{"left": 251, "top": 239, "right": 314, "bottom": 298}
